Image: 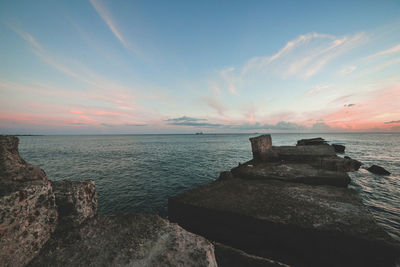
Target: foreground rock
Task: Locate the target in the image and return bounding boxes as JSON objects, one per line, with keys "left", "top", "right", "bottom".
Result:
{"left": 0, "top": 135, "right": 58, "bottom": 267}
{"left": 51, "top": 180, "right": 97, "bottom": 230}
{"left": 29, "top": 214, "right": 217, "bottom": 267}
{"left": 367, "top": 164, "right": 391, "bottom": 175}
{"left": 214, "top": 242, "right": 289, "bottom": 267}
{"left": 169, "top": 178, "right": 399, "bottom": 266}
{"left": 332, "top": 144, "right": 345, "bottom": 153}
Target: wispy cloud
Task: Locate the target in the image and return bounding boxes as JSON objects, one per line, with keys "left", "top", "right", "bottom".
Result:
{"left": 166, "top": 116, "right": 222, "bottom": 127}
{"left": 367, "top": 43, "right": 400, "bottom": 59}
{"left": 166, "top": 116, "right": 206, "bottom": 122}
{"left": 89, "top": 0, "right": 140, "bottom": 55}
{"left": 339, "top": 65, "right": 357, "bottom": 75}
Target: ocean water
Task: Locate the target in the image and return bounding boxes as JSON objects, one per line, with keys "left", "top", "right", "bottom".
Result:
{"left": 18, "top": 133, "right": 400, "bottom": 241}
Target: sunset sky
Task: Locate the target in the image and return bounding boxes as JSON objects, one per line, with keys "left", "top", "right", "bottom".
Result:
{"left": 1, "top": 0, "right": 400, "bottom": 134}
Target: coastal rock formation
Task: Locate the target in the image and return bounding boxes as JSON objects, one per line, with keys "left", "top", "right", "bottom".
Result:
{"left": 51, "top": 180, "right": 97, "bottom": 230}
{"left": 297, "top": 137, "right": 346, "bottom": 154}
{"left": 332, "top": 143, "right": 345, "bottom": 153}
{"left": 367, "top": 164, "right": 391, "bottom": 175}
{"left": 0, "top": 135, "right": 58, "bottom": 267}
{"left": 249, "top": 134, "right": 272, "bottom": 161}
{"left": 169, "top": 178, "right": 399, "bottom": 266}
{"left": 296, "top": 137, "right": 327, "bottom": 146}
{"left": 169, "top": 134, "right": 399, "bottom": 266}
{"left": 29, "top": 214, "right": 217, "bottom": 267}
{"left": 214, "top": 242, "right": 289, "bottom": 267}
{"left": 231, "top": 162, "right": 351, "bottom": 187}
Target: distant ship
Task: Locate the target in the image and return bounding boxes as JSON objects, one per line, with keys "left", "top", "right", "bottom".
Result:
{"left": 195, "top": 132, "right": 204, "bottom": 135}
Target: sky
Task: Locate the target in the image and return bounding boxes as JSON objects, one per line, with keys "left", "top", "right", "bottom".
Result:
{"left": 0, "top": 0, "right": 400, "bottom": 134}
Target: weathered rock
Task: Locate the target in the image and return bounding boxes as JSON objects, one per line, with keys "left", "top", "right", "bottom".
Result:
{"left": 0, "top": 135, "right": 58, "bottom": 267}
{"left": 257, "top": 145, "right": 336, "bottom": 163}
{"left": 332, "top": 144, "right": 345, "bottom": 153}
{"left": 296, "top": 137, "right": 327, "bottom": 146}
{"left": 249, "top": 135, "right": 272, "bottom": 161}
{"left": 367, "top": 165, "right": 391, "bottom": 175}
{"left": 218, "top": 171, "right": 234, "bottom": 181}
{"left": 214, "top": 242, "right": 289, "bottom": 267}
{"left": 231, "top": 162, "right": 351, "bottom": 187}
{"left": 51, "top": 180, "right": 97, "bottom": 230}
{"left": 316, "top": 157, "right": 362, "bottom": 172}
{"left": 29, "top": 214, "right": 218, "bottom": 267}
{"left": 169, "top": 178, "right": 399, "bottom": 266}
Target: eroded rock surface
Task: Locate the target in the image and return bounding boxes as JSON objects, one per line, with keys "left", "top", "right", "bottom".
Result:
{"left": 367, "top": 164, "right": 391, "bottom": 175}
{"left": 0, "top": 135, "right": 57, "bottom": 267}
{"left": 231, "top": 162, "right": 351, "bottom": 187}
{"left": 51, "top": 180, "right": 97, "bottom": 230}
{"left": 249, "top": 135, "right": 272, "bottom": 161}
{"left": 169, "top": 178, "right": 399, "bottom": 266}
{"left": 29, "top": 214, "right": 218, "bottom": 267}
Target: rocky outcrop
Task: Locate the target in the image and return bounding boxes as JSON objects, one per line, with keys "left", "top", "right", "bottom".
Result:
{"left": 169, "top": 134, "right": 399, "bottom": 266}
{"left": 332, "top": 144, "right": 345, "bottom": 153}
{"left": 214, "top": 242, "right": 289, "bottom": 267}
{"left": 0, "top": 135, "right": 58, "bottom": 267}
{"left": 367, "top": 164, "right": 391, "bottom": 175}
{"left": 296, "top": 137, "right": 327, "bottom": 146}
{"left": 249, "top": 135, "right": 272, "bottom": 161}
{"left": 231, "top": 162, "right": 351, "bottom": 187}
{"left": 29, "top": 214, "right": 217, "bottom": 267}
{"left": 169, "top": 178, "right": 399, "bottom": 266}
{"left": 51, "top": 180, "right": 97, "bottom": 230}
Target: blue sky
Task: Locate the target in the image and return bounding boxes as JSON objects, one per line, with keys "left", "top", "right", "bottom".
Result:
{"left": 0, "top": 0, "right": 400, "bottom": 134}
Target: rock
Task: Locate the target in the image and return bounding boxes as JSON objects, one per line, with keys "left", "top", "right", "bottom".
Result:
{"left": 367, "top": 165, "right": 391, "bottom": 175}
{"left": 0, "top": 135, "right": 58, "bottom": 267}
{"left": 231, "top": 162, "right": 351, "bottom": 187}
{"left": 213, "top": 242, "right": 289, "bottom": 267}
{"left": 29, "top": 214, "right": 218, "bottom": 267}
{"left": 218, "top": 171, "right": 234, "bottom": 181}
{"left": 332, "top": 144, "right": 345, "bottom": 153}
{"left": 296, "top": 137, "right": 327, "bottom": 146}
{"left": 169, "top": 178, "right": 399, "bottom": 266}
{"left": 249, "top": 135, "right": 272, "bottom": 161}
{"left": 317, "top": 157, "right": 362, "bottom": 172}
{"left": 257, "top": 145, "right": 336, "bottom": 163}
{"left": 344, "top": 156, "right": 351, "bottom": 159}
{"left": 51, "top": 180, "right": 97, "bottom": 230}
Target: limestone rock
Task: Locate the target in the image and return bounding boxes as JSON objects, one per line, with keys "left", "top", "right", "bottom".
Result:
{"left": 367, "top": 165, "right": 391, "bottom": 175}
{"left": 296, "top": 137, "right": 327, "bottom": 146}
{"left": 249, "top": 135, "right": 272, "bottom": 161}
{"left": 169, "top": 179, "right": 399, "bottom": 266}
{"left": 218, "top": 171, "right": 234, "bottom": 181}
{"left": 0, "top": 135, "right": 58, "bottom": 267}
{"left": 214, "top": 242, "right": 289, "bottom": 267}
{"left": 29, "top": 214, "right": 218, "bottom": 267}
{"left": 51, "top": 180, "right": 97, "bottom": 230}
{"left": 332, "top": 144, "right": 345, "bottom": 153}
{"left": 231, "top": 162, "right": 351, "bottom": 187}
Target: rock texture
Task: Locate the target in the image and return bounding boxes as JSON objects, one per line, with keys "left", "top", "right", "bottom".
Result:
{"left": 51, "top": 180, "right": 97, "bottom": 230}
{"left": 214, "top": 242, "right": 289, "bottom": 267}
{"left": 0, "top": 135, "right": 58, "bottom": 267}
{"left": 249, "top": 135, "right": 272, "bottom": 161}
{"left": 169, "top": 178, "right": 399, "bottom": 266}
{"left": 296, "top": 137, "right": 327, "bottom": 146}
{"left": 29, "top": 214, "right": 217, "bottom": 267}
{"left": 367, "top": 164, "right": 391, "bottom": 175}
{"left": 332, "top": 144, "right": 345, "bottom": 153}
{"left": 231, "top": 162, "right": 351, "bottom": 187}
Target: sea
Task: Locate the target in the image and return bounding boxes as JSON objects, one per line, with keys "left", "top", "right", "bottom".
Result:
{"left": 18, "top": 133, "right": 400, "bottom": 242}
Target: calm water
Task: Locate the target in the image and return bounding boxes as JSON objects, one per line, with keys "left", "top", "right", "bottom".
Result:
{"left": 18, "top": 133, "right": 400, "bottom": 241}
